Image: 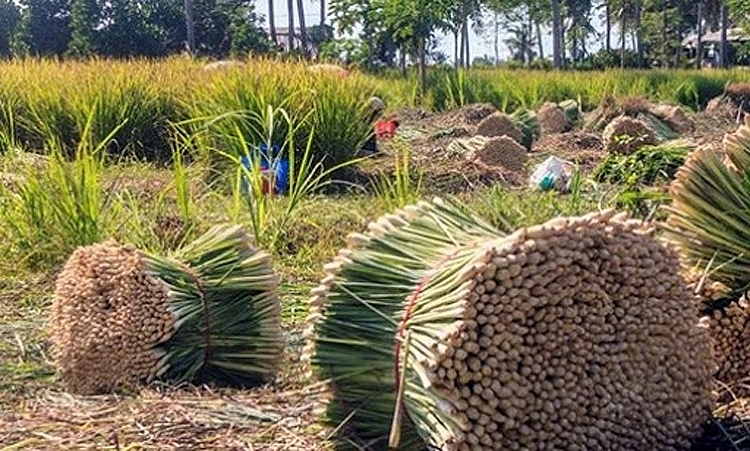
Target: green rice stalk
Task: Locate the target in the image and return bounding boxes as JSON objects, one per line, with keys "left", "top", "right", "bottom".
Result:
{"left": 146, "top": 224, "right": 282, "bottom": 385}
{"left": 306, "top": 198, "right": 504, "bottom": 449}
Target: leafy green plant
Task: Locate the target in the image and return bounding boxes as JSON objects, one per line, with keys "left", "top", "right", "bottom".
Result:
{"left": 593, "top": 140, "right": 693, "bottom": 186}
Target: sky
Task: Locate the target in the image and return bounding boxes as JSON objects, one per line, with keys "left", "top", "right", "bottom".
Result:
{"left": 253, "top": 0, "right": 573, "bottom": 63}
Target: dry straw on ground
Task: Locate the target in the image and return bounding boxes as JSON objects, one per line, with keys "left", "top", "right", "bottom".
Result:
{"left": 0, "top": 384, "right": 330, "bottom": 451}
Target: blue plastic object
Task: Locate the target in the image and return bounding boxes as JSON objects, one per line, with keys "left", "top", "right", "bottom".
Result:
{"left": 539, "top": 174, "right": 556, "bottom": 191}
{"left": 239, "top": 144, "right": 289, "bottom": 195}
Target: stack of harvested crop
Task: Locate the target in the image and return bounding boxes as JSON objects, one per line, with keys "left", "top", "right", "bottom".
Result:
{"left": 706, "top": 83, "right": 750, "bottom": 121}
{"left": 602, "top": 116, "right": 659, "bottom": 154}
{"left": 475, "top": 112, "right": 523, "bottom": 144}
{"left": 666, "top": 118, "right": 750, "bottom": 289}
{"left": 537, "top": 102, "right": 570, "bottom": 135}
{"left": 650, "top": 104, "right": 694, "bottom": 134}
{"left": 586, "top": 96, "right": 683, "bottom": 142}
{"left": 509, "top": 108, "right": 540, "bottom": 149}
{"left": 666, "top": 115, "right": 750, "bottom": 397}
{"left": 49, "top": 225, "right": 282, "bottom": 394}
{"left": 49, "top": 241, "right": 175, "bottom": 394}
{"left": 306, "top": 198, "right": 715, "bottom": 450}
{"left": 465, "top": 135, "right": 528, "bottom": 171}
{"left": 559, "top": 99, "right": 581, "bottom": 125}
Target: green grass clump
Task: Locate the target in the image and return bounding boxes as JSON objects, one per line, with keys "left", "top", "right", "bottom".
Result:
{"left": 0, "top": 116, "right": 121, "bottom": 269}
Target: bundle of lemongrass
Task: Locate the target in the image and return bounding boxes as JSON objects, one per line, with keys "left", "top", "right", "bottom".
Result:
{"left": 666, "top": 115, "right": 750, "bottom": 396}
{"left": 305, "top": 199, "right": 714, "bottom": 450}
{"left": 666, "top": 115, "right": 750, "bottom": 291}
{"left": 49, "top": 224, "right": 281, "bottom": 394}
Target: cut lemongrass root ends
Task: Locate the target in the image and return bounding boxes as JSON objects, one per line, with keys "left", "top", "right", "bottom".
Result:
{"left": 49, "top": 224, "right": 282, "bottom": 394}
{"left": 305, "top": 198, "right": 714, "bottom": 450}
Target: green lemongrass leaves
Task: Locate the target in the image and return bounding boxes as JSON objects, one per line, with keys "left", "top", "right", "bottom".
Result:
{"left": 666, "top": 116, "right": 750, "bottom": 291}
{"left": 145, "top": 224, "right": 281, "bottom": 385}
{"left": 308, "top": 198, "right": 503, "bottom": 449}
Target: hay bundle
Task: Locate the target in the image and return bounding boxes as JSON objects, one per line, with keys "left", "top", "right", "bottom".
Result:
{"left": 666, "top": 116, "right": 750, "bottom": 289}
{"left": 706, "top": 298, "right": 750, "bottom": 399}
{"left": 509, "top": 108, "right": 541, "bottom": 149}
{"left": 465, "top": 135, "right": 528, "bottom": 171}
{"left": 537, "top": 102, "right": 570, "bottom": 135}
{"left": 602, "top": 116, "right": 659, "bottom": 154}
{"left": 475, "top": 112, "right": 523, "bottom": 144}
{"left": 306, "top": 199, "right": 714, "bottom": 450}
{"left": 559, "top": 99, "right": 582, "bottom": 125}
{"left": 708, "top": 82, "right": 750, "bottom": 121}
{"left": 49, "top": 225, "right": 282, "bottom": 394}
{"left": 462, "top": 103, "right": 498, "bottom": 124}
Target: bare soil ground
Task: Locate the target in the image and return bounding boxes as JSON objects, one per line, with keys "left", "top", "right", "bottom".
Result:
{"left": 1, "top": 103, "right": 749, "bottom": 450}
{"left": 364, "top": 102, "right": 740, "bottom": 194}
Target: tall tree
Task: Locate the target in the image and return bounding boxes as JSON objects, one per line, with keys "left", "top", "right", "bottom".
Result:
{"left": 0, "top": 0, "right": 21, "bottom": 57}
{"left": 720, "top": 0, "right": 728, "bottom": 67}
{"left": 552, "top": 0, "right": 563, "bottom": 67}
{"left": 379, "top": 0, "right": 452, "bottom": 96}
{"left": 297, "top": 0, "right": 308, "bottom": 53}
{"left": 565, "top": 0, "right": 594, "bottom": 63}
{"left": 269, "top": 0, "right": 277, "bottom": 44}
{"left": 68, "top": 0, "right": 98, "bottom": 56}
{"left": 12, "top": 0, "right": 71, "bottom": 56}
{"left": 185, "top": 0, "right": 196, "bottom": 54}
{"left": 287, "top": 0, "right": 295, "bottom": 50}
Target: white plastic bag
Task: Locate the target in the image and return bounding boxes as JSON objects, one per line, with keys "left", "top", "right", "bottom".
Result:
{"left": 529, "top": 156, "right": 575, "bottom": 192}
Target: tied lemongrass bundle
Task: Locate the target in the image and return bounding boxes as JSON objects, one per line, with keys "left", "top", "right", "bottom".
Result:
{"left": 49, "top": 224, "right": 282, "bottom": 394}
{"left": 306, "top": 199, "right": 714, "bottom": 450}
{"left": 304, "top": 198, "right": 504, "bottom": 449}
{"left": 666, "top": 115, "right": 750, "bottom": 397}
